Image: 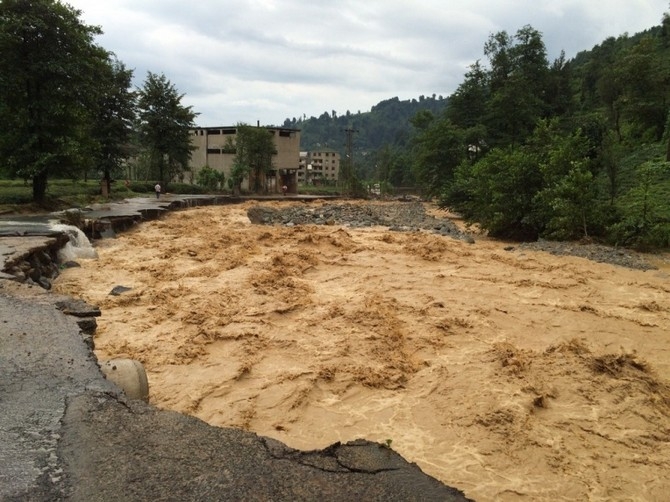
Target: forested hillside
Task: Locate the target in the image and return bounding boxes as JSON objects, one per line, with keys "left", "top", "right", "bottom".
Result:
{"left": 293, "top": 10, "right": 670, "bottom": 249}
{"left": 282, "top": 95, "right": 447, "bottom": 153}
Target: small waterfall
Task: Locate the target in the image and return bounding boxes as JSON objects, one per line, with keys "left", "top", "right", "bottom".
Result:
{"left": 49, "top": 223, "right": 98, "bottom": 262}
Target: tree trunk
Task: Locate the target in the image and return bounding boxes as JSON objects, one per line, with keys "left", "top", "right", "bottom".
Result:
{"left": 103, "top": 169, "right": 112, "bottom": 198}
{"left": 32, "top": 171, "right": 48, "bottom": 205}
{"left": 582, "top": 211, "right": 589, "bottom": 239}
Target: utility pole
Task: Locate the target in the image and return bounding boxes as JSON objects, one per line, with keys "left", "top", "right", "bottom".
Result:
{"left": 342, "top": 127, "right": 358, "bottom": 194}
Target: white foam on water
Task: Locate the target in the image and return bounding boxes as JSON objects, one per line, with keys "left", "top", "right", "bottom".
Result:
{"left": 49, "top": 223, "right": 98, "bottom": 262}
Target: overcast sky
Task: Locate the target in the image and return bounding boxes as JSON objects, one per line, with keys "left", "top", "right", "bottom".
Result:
{"left": 65, "top": 0, "right": 669, "bottom": 127}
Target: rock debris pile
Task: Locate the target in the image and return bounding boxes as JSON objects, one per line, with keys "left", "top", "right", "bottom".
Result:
{"left": 247, "top": 201, "right": 475, "bottom": 242}
{"left": 517, "top": 240, "right": 657, "bottom": 270}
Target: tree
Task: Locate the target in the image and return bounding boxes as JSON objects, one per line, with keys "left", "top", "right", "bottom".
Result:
{"left": 228, "top": 158, "right": 246, "bottom": 196}
{"left": 616, "top": 36, "right": 669, "bottom": 141}
{"left": 607, "top": 160, "right": 670, "bottom": 249}
{"left": 411, "top": 115, "right": 465, "bottom": 197}
{"left": 485, "top": 26, "right": 550, "bottom": 147}
{"left": 535, "top": 163, "right": 599, "bottom": 240}
{"left": 196, "top": 165, "right": 225, "bottom": 191}
{"left": 90, "top": 58, "right": 136, "bottom": 196}
{"left": 232, "top": 124, "right": 276, "bottom": 193}
{"left": 660, "top": 9, "right": 670, "bottom": 48}
{"left": 545, "top": 51, "right": 573, "bottom": 117}
{"left": 532, "top": 127, "right": 600, "bottom": 240}
{"left": 136, "top": 72, "right": 197, "bottom": 187}
{"left": 0, "top": 0, "right": 109, "bottom": 203}
{"left": 446, "top": 60, "right": 490, "bottom": 156}
{"left": 446, "top": 147, "right": 543, "bottom": 240}
{"left": 409, "top": 110, "right": 435, "bottom": 131}
{"left": 374, "top": 145, "right": 393, "bottom": 187}
{"left": 484, "top": 30, "right": 514, "bottom": 92}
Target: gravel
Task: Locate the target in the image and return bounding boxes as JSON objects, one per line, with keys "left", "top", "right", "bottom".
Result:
{"left": 247, "top": 201, "right": 474, "bottom": 241}
{"left": 515, "top": 241, "right": 657, "bottom": 270}
{"left": 247, "top": 201, "right": 657, "bottom": 270}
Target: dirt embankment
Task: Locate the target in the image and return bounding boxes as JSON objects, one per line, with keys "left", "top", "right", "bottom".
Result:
{"left": 53, "top": 200, "right": 670, "bottom": 502}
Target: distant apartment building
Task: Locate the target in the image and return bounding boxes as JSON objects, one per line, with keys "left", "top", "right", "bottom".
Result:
{"left": 298, "top": 149, "right": 341, "bottom": 185}
{"left": 188, "top": 125, "right": 301, "bottom": 193}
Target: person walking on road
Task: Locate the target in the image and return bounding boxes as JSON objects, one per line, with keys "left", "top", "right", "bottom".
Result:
{"left": 155, "top": 183, "right": 161, "bottom": 199}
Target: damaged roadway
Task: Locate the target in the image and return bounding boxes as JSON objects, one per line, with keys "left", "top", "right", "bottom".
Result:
{"left": 0, "top": 195, "right": 472, "bottom": 502}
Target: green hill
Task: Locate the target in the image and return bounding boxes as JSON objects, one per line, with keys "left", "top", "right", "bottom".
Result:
{"left": 282, "top": 95, "right": 448, "bottom": 153}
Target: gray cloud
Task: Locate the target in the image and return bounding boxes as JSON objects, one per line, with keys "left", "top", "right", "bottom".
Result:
{"left": 67, "top": 0, "right": 669, "bottom": 126}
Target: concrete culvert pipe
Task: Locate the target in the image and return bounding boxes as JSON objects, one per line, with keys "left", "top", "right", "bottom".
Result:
{"left": 100, "top": 359, "right": 149, "bottom": 402}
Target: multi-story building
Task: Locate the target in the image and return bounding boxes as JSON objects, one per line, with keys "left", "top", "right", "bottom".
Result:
{"left": 297, "top": 148, "right": 341, "bottom": 185}
{"left": 188, "top": 125, "right": 301, "bottom": 193}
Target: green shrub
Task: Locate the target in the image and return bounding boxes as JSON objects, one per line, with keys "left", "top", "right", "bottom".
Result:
{"left": 196, "top": 165, "right": 225, "bottom": 191}
{"left": 0, "top": 185, "right": 33, "bottom": 204}
{"left": 168, "top": 182, "right": 206, "bottom": 194}
{"left": 605, "top": 160, "right": 670, "bottom": 250}
{"left": 127, "top": 182, "right": 151, "bottom": 193}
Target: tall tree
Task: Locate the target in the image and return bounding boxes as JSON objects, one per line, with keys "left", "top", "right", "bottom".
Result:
{"left": 484, "top": 30, "right": 514, "bottom": 92}
{"left": 531, "top": 124, "right": 600, "bottom": 240}
{"left": 661, "top": 10, "right": 670, "bottom": 48}
{"left": 90, "top": 58, "right": 136, "bottom": 196}
{"left": 232, "top": 124, "right": 276, "bottom": 194}
{"left": 411, "top": 114, "right": 465, "bottom": 197}
{"left": 545, "top": 51, "right": 573, "bottom": 117}
{"left": 136, "top": 72, "right": 197, "bottom": 186}
{"left": 485, "top": 26, "right": 551, "bottom": 147}
{"left": 446, "top": 61, "right": 489, "bottom": 132}
{"left": 0, "top": 0, "right": 109, "bottom": 203}
{"left": 445, "top": 61, "right": 490, "bottom": 162}
{"left": 616, "top": 36, "right": 669, "bottom": 141}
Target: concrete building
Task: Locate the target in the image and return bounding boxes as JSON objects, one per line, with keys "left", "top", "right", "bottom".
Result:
{"left": 188, "top": 125, "right": 301, "bottom": 193}
{"left": 298, "top": 149, "right": 341, "bottom": 185}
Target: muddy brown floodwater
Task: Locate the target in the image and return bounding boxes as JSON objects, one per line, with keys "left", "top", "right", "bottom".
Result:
{"left": 53, "top": 200, "right": 670, "bottom": 502}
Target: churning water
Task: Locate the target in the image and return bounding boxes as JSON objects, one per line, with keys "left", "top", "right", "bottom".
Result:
{"left": 49, "top": 223, "right": 98, "bottom": 262}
